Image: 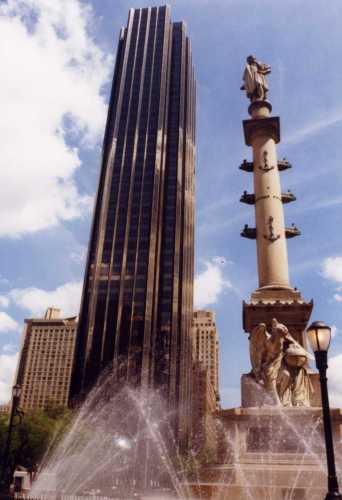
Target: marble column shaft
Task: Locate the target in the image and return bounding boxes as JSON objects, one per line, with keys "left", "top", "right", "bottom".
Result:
{"left": 244, "top": 104, "right": 290, "bottom": 289}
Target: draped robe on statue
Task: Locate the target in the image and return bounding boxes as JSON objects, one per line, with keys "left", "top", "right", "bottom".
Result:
{"left": 241, "top": 57, "right": 271, "bottom": 101}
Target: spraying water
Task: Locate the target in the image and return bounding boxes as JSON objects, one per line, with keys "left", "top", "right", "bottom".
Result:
{"left": 30, "top": 369, "right": 342, "bottom": 499}
{"left": 31, "top": 369, "right": 191, "bottom": 499}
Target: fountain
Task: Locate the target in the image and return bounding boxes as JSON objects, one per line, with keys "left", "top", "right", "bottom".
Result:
{"left": 30, "top": 368, "right": 192, "bottom": 499}
{"left": 30, "top": 56, "right": 342, "bottom": 499}
{"left": 30, "top": 364, "right": 342, "bottom": 500}
{"left": 190, "top": 406, "right": 342, "bottom": 499}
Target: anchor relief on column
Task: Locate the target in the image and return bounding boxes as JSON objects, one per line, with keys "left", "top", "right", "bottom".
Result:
{"left": 264, "top": 216, "right": 280, "bottom": 243}
{"left": 258, "top": 151, "right": 274, "bottom": 173}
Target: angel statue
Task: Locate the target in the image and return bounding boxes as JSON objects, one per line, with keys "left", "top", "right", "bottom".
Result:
{"left": 241, "top": 55, "right": 271, "bottom": 102}
{"left": 249, "top": 318, "right": 312, "bottom": 407}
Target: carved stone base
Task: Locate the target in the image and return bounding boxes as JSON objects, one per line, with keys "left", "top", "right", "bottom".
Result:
{"left": 243, "top": 287, "right": 313, "bottom": 345}
{"left": 187, "top": 407, "right": 342, "bottom": 500}
{"left": 188, "top": 482, "right": 318, "bottom": 500}
{"left": 219, "top": 405, "right": 342, "bottom": 469}
{"left": 241, "top": 372, "right": 322, "bottom": 408}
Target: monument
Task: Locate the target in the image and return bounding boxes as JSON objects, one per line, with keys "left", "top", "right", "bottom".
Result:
{"left": 191, "top": 56, "right": 342, "bottom": 500}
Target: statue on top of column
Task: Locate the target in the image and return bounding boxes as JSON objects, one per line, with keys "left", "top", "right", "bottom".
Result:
{"left": 241, "top": 55, "right": 271, "bottom": 102}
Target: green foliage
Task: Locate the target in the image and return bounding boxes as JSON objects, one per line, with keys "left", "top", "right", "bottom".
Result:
{"left": 194, "top": 446, "right": 216, "bottom": 465}
{"left": 0, "top": 407, "right": 74, "bottom": 478}
{"left": 179, "top": 446, "right": 217, "bottom": 481}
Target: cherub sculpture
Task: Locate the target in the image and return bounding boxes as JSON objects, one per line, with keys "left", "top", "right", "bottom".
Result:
{"left": 241, "top": 55, "right": 271, "bottom": 102}
{"left": 249, "top": 318, "right": 312, "bottom": 407}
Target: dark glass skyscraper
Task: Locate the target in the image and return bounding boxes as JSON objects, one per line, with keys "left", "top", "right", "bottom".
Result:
{"left": 71, "top": 5, "right": 195, "bottom": 444}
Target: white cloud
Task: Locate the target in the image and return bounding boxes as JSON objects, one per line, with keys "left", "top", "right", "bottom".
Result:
{"left": 0, "top": 296, "right": 10, "bottom": 308}
{"left": 0, "top": 352, "right": 19, "bottom": 404}
{"left": 70, "top": 247, "right": 87, "bottom": 264}
{"left": 194, "top": 259, "right": 232, "bottom": 309}
{"left": 0, "top": 0, "right": 112, "bottom": 237}
{"left": 328, "top": 354, "right": 342, "bottom": 408}
{"left": 331, "top": 325, "right": 338, "bottom": 338}
{"left": 284, "top": 111, "right": 342, "bottom": 145}
{"left": 9, "top": 281, "right": 82, "bottom": 317}
{"left": 2, "top": 344, "right": 18, "bottom": 354}
{"left": 0, "top": 276, "right": 10, "bottom": 287}
{"left": 322, "top": 257, "right": 342, "bottom": 284}
{"left": 0, "top": 312, "right": 20, "bottom": 333}
{"left": 322, "top": 257, "right": 342, "bottom": 303}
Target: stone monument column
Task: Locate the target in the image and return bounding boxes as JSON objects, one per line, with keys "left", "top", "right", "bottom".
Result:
{"left": 197, "top": 56, "right": 342, "bottom": 500}
{"left": 244, "top": 101, "right": 290, "bottom": 289}
{"left": 240, "top": 55, "right": 313, "bottom": 348}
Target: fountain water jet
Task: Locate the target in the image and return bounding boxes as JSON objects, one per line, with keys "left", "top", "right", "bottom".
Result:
{"left": 188, "top": 405, "right": 342, "bottom": 500}
{"left": 30, "top": 369, "right": 193, "bottom": 499}
{"left": 29, "top": 356, "right": 342, "bottom": 499}
{"left": 30, "top": 54, "right": 342, "bottom": 500}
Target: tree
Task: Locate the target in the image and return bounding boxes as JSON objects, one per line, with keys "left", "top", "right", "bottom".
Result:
{"left": 0, "top": 407, "right": 73, "bottom": 486}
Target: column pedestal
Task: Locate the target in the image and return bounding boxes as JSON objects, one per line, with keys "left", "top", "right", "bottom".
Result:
{"left": 189, "top": 408, "right": 342, "bottom": 500}
{"left": 243, "top": 289, "right": 313, "bottom": 345}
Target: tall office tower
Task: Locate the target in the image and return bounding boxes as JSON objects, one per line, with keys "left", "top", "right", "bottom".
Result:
{"left": 14, "top": 308, "right": 77, "bottom": 411}
{"left": 192, "top": 311, "right": 219, "bottom": 397}
{"left": 71, "top": 6, "right": 195, "bottom": 444}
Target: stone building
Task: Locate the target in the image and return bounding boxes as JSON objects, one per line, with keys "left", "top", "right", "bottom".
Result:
{"left": 14, "top": 308, "right": 77, "bottom": 410}
{"left": 70, "top": 5, "right": 196, "bottom": 447}
{"left": 191, "top": 362, "right": 217, "bottom": 460}
{"left": 192, "top": 310, "right": 219, "bottom": 400}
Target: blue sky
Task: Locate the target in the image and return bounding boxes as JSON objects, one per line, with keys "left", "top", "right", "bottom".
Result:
{"left": 1, "top": 0, "right": 342, "bottom": 406}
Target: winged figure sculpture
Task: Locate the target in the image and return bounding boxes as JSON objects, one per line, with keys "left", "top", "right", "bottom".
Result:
{"left": 249, "top": 319, "right": 312, "bottom": 407}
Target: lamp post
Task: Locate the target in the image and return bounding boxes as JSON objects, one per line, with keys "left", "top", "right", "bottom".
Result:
{"left": 0, "top": 384, "right": 23, "bottom": 491}
{"left": 307, "top": 321, "right": 342, "bottom": 500}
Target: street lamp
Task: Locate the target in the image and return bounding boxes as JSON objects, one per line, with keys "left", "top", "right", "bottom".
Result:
{"left": 307, "top": 321, "right": 342, "bottom": 500}
{"left": 0, "top": 384, "right": 24, "bottom": 491}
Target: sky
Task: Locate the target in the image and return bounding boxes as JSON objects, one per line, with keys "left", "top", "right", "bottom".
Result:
{"left": 1, "top": 0, "right": 342, "bottom": 407}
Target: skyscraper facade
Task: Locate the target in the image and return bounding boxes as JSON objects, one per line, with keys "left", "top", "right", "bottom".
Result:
{"left": 192, "top": 310, "right": 219, "bottom": 397}
{"left": 71, "top": 6, "right": 195, "bottom": 443}
{"left": 15, "top": 308, "right": 77, "bottom": 411}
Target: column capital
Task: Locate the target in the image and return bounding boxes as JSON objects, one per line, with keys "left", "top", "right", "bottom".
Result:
{"left": 242, "top": 295, "right": 314, "bottom": 339}
{"left": 243, "top": 116, "right": 280, "bottom": 146}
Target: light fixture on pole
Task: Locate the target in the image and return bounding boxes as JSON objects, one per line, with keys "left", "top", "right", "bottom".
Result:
{"left": 0, "top": 384, "right": 24, "bottom": 492}
{"left": 12, "top": 384, "right": 21, "bottom": 400}
{"left": 306, "top": 321, "right": 342, "bottom": 500}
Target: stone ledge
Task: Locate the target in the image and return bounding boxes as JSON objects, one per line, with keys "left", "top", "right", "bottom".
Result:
{"left": 243, "top": 116, "right": 280, "bottom": 145}
{"left": 240, "top": 372, "right": 322, "bottom": 408}
{"left": 218, "top": 405, "right": 342, "bottom": 419}
{"left": 243, "top": 293, "right": 314, "bottom": 342}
